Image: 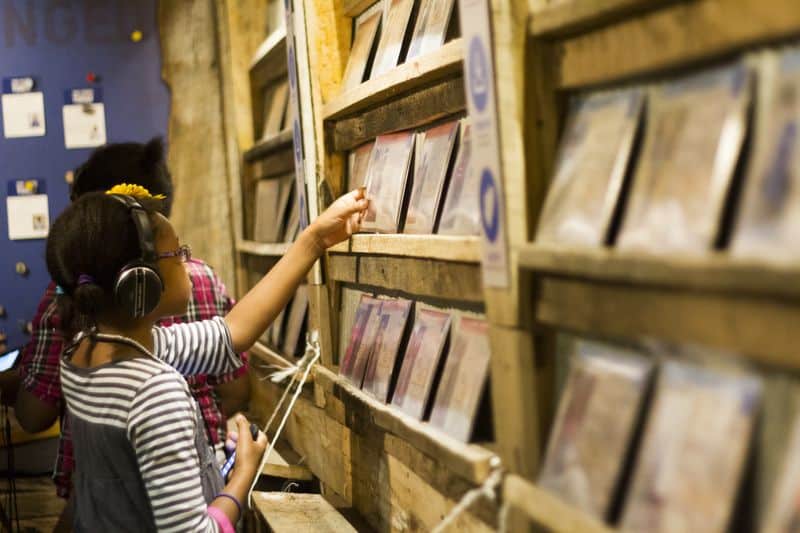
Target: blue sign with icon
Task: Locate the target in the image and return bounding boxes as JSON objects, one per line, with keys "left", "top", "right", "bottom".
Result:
{"left": 468, "top": 36, "right": 489, "bottom": 112}
{"left": 480, "top": 168, "right": 499, "bottom": 242}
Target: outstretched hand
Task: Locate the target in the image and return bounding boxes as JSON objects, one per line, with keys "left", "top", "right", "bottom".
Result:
{"left": 308, "top": 188, "right": 369, "bottom": 251}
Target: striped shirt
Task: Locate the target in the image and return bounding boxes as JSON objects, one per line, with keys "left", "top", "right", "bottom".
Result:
{"left": 60, "top": 317, "right": 242, "bottom": 532}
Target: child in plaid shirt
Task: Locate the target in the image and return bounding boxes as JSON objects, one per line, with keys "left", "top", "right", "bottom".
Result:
{"left": 9, "top": 139, "right": 250, "bottom": 503}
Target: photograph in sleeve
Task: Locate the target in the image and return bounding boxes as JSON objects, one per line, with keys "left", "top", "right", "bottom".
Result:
{"left": 370, "top": 0, "right": 416, "bottom": 79}
{"left": 732, "top": 47, "right": 800, "bottom": 260}
{"left": 363, "top": 298, "right": 413, "bottom": 402}
{"left": 536, "top": 88, "right": 643, "bottom": 246}
{"left": 404, "top": 120, "right": 460, "bottom": 234}
{"left": 348, "top": 140, "right": 376, "bottom": 192}
{"left": 391, "top": 305, "right": 452, "bottom": 419}
{"left": 438, "top": 120, "right": 480, "bottom": 235}
{"left": 339, "top": 295, "right": 382, "bottom": 387}
{"left": 429, "top": 315, "right": 491, "bottom": 442}
{"left": 538, "top": 340, "right": 653, "bottom": 520}
{"left": 342, "top": 10, "right": 382, "bottom": 91}
{"left": 620, "top": 360, "right": 761, "bottom": 533}
{"left": 406, "top": 0, "right": 456, "bottom": 60}
{"left": 617, "top": 62, "right": 751, "bottom": 252}
{"left": 362, "top": 131, "right": 416, "bottom": 233}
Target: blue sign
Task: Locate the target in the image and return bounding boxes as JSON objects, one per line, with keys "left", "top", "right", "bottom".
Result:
{"left": 63, "top": 87, "right": 103, "bottom": 104}
{"left": 468, "top": 36, "right": 489, "bottom": 113}
{"left": 293, "top": 119, "right": 303, "bottom": 160}
{"left": 480, "top": 168, "right": 499, "bottom": 242}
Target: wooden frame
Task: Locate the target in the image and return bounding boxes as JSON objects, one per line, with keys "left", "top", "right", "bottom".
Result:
{"left": 496, "top": 0, "right": 800, "bottom": 529}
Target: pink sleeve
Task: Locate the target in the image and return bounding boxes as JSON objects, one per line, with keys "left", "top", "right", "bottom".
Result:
{"left": 206, "top": 505, "right": 236, "bottom": 533}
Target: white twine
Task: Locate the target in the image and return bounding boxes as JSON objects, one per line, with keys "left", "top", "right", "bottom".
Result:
{"left": 431, "top": 463, "right": 504, "bottom": 533}
{"left": 247, "top": 331, "right": 321, "bottom": 502}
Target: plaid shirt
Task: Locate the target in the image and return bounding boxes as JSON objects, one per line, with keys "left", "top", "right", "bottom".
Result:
{"left": 18, "top": 259, "right": 248, "bottom": 498}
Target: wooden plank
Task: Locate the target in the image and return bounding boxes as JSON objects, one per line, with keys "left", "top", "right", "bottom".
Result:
{"left": 328, "top": 234, "right": 481, "bottom": 262}
{"left": 331, "top": 76, "right": 466, "bottom": 152}
{"left": 535, "top": 277, "right": 800, "bottom": 370}
{"left": 249, "top": 341, "right": 296, "bottom": 370}
{"left": 252, "top": 492, "right": 357, "bottom": 532}
{"left": 313, "top": 366, "right": 497, "bottom": 484}
{"left": 328, "top": 254, "right": 484, "bottom": 302}
{"left": 250, "top": 148, "right": 296, "bottom": 176}
{"left": 324, "top": 38, "right": 465, "bottom": 121}
{"left": 504, "top": 474, "right": 615, "bottom": 533}
{"left": 262, "top": 441, "right": 314, "bottom": 481}
{"left": 244, "top": 128, "right": 294, "bottom": 160}
{"left": 554, "top": 0, "right": 800, "bottom": 89}
{"left": 487, "top": 325, "right": 550, "bottom": 478}
{"left": 250, "top": 27, "right": 289, "bottom": 88}
{"left": 237, "top": 240, "right": 291, "bottom": 257}
{"left": 529, "top": 0, "right": 675, "bottom": 37}
{"left": 519, "top": 244, "right": 800, "bottom": 298}
{"left": 343, "top": 0, "right": 380, "bottom": 18}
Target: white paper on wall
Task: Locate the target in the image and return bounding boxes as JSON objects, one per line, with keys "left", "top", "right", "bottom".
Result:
{"left": 7, "top": 194, "right": 49, "bottom": 240}
{"left": 2, "top": 92, "right": 46, "bottom": 138}
{"left": 62, "top": 102, "right": 106, "bottom": 149}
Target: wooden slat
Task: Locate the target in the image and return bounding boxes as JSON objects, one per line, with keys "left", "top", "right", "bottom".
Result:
{"left": 519, "top": 244, "right": 800, "bottom": 298}
{"left": 328, "top": 254, "right": 484, "bottom": 302}
{"left": 331, "top": 75, "right": 466, "bottom": 152}
{"left": 250, "top": 27, "right": 288, "bottom": 87}
{"left": 529, "top": 0, "right": 675, "bottom": 37}
{"left": 244, "top": 128, "right": 294, "bottom": 160}
{"left": 535, "top": 277, "right": 800, "bottom": 371}
{"left": 553, "top": 0, "right": 800, "bottom": 89}
{"left": 262, "top": 442, "right": 313, "bottom": 481}
{"left": 236, "top": 240, "right": 291, "bottom": 257}
{"left": 313, "top": 366, "right": 498, "bottom": 485}
{"left": 248, "top": 147, "right": 295, "bottom": 176}
{"left": 503, "top": 474, "right": 616, "bottom": 533}
{"left": 252, "top": 492, "right": 357, "bottom": 532}
{"left": 328, "top": 234, "right": 481, "bottom": 262}
{"left": 249, "top": 341, "right": 293, "bottom": 368}
{"left": 343, "top": 0, "right": 380, "bottom": 18}
{"left": 324, "top": 38, "right": 465, "bottom": 121}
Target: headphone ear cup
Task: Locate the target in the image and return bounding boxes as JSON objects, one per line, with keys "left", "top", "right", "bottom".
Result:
{"left": 114, "top": 265, "right": 163, "bottom": 318}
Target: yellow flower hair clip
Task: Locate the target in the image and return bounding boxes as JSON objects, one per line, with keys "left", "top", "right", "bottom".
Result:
{"left": 106, "top": 183, "right": 166, "bottom": 200}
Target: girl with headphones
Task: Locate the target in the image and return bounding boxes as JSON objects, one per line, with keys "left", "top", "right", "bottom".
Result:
{"left": 45, "top": 186, "right": 367, "bottom": 532}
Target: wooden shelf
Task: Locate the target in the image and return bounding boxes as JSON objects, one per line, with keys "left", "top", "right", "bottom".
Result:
{"left": 328, "top": 252, "right": 483, "bottom": 303}
{"left": 503, "top": 474, "right": 616, "bottom": 533}
{"left": 328, "top": 234, "right": 481, "bottom": 262}
{"left": 261, "top": 441, "right": 313, "bottom": 481}
{"left": 529, "top": 0, "right": 800, "bottom": 90}
{"left": 312, "top": 366, "right": 497, "bottom": 485}
{"left": 324, "top": 38, "right": 464, "bottom": 121}
{"left": 250, "top": 26, "right": 288, "bottom": 87}
{"left": 518, "top": 243, "right": 800, "bottom": 297}
{"left": 518, "top": 243, "right": 800, "bottom": 370}
{"left": 252, "top": 492, "right": 358, "bottom": 532}
{"left": 244, "top": 128, "right": 293, "bottom": 161}
{"left": 528, "top": 0, "right": 674, "bottom": 38}
{"left": 324, "top": 39, "right": 466, "bottom": 152}
{"left": 237, "top": 240, "right": 291, "bottom": 257}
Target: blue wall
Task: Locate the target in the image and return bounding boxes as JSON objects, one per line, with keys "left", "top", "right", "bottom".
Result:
{"left": 0, "top": 0, "right": 170, "bottom": 349}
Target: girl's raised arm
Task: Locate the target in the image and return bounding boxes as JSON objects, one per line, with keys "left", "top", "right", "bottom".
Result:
{"left": 225, "top": 189, "right": 367, "bottom": 353}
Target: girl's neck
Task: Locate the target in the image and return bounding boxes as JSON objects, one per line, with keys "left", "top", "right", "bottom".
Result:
{"left": 94, "top": 319, "right": 155, "bottom": 353}
{"left": 70, "top": 317, "right": 156, "bottom": 369}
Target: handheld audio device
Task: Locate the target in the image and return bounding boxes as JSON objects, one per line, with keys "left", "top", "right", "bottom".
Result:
{"left": 220, "top": 423, "right": 260, "bottom": 479}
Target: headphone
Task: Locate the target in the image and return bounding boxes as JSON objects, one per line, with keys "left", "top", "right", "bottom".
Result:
{"left": 109, "top": 195, "right": 164, "bottom": 318}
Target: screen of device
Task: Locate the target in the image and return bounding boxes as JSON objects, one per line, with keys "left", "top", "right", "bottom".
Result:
{"left": 0, "top": 348, "right": 21, "bottom": 373}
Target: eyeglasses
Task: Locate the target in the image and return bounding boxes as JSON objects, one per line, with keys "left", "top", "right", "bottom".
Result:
{"left": 157, "top": 244, "right": 191, "bottom": 263}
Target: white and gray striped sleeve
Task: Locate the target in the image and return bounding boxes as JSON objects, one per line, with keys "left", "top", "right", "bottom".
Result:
{"left": 128, "top": 372, "right": 218, "bottom": 533}
{"left": 152, "top": 316, "right": 242, "bottom": 376}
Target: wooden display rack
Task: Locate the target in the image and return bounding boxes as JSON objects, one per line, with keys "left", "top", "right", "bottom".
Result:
{"left": 239, "top": 0, "right": 506, "bottom": 530}
{"left": 492, "top": 0, "right": 800, "bottom": 530}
